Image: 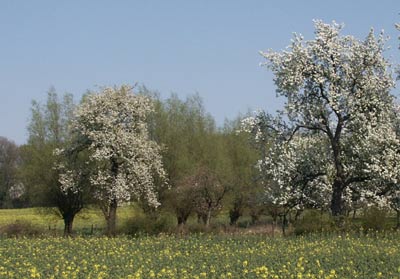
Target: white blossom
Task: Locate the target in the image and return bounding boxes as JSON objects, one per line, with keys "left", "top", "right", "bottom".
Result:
{"left": 247, "top": 21, "right": 400, "bottom": 214}
{"left": 61, "top": 85, "right": 167, "bottom": 207}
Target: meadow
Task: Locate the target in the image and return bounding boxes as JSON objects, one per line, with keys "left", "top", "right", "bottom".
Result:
{"left": 0, "top": 206, "right": 138, "bottom": 235}
{"left": 1, "top": 233, "right": 400, "bottom": 278}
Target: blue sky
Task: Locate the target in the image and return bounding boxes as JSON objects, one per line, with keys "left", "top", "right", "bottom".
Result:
{"left": 1, "top": 0, "right": 399, "bottom": 144}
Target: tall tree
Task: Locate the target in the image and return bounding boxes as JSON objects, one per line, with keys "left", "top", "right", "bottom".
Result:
{"left": 62, "top": 85, "right": 167, "bottom": 236}
{"left": 20, "top": 88, "right": 84, "bottom": 235}
{"left": 146, "top": 92, "right": 218, "bottom": 225}
{"left": 221, "top": 117, "right": 259, "bottom": 225}
{"left": 254, "top": 21, "right": 398, "bottom": 216}
{"left": 0, "top": 137, "right": 20, "bottom": 208}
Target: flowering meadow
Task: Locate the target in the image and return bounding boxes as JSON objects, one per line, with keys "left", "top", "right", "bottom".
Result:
{"left": 1, "top": 233, "right": 400, "bottom": 278}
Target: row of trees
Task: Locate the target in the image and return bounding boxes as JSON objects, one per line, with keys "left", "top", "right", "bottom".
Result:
{"left": 0, "top": 87, "right": 261, "bottom": 235}
{"left": 2, "top": 20, "right": 400, "bottom": 235}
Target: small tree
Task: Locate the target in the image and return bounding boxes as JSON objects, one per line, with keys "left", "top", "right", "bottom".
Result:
{"left": 64, "top": 85, "right": 167, "bottom": 236}
{"left": 166, "top": 180, "right": 196, "bottom": 226}
{"left": 189, "top": 167, "right": 226, "bottom": 227}
{"left": 54, "top": 144, "right": 91, "bottom": 236}
{"left": 145, "top": 92, "right": 218, "bottom": 227}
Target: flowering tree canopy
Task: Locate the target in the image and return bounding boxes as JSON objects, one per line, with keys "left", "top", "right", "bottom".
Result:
{"left": 58, "top": 85, "right": 167, "bottom": 235}
{"left": 245, "top": 21, "right": 400, "bottom": 216}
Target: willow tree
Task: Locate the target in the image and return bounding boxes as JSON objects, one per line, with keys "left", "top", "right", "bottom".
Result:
{"left": 60, "top": 85, "right": 167, "bottom": 235}
{"left": 21, "top": 88, "right": 85, "bottom": 235}
{"left": 256, "top": 21, "right": 399, "bottom": 216}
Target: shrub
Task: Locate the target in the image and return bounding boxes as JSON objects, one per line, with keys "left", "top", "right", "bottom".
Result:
{"left": 120, "top": 213, "right": 175, "bottom": 236}
{"left": 0, "top": 220, "right": 45, "bottom": 237}
{"left": 361, "top": 206, "right": 388, "bottom": 231}
{"left": 294, "top": 210, "right": 335, "bottom": 235}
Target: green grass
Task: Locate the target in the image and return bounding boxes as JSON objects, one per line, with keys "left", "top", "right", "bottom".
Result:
{"left": 0, "top": 205, "right": 139, "bottom": 234}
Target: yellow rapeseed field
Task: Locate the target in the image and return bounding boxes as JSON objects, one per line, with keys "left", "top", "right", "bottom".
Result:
{"left": 1, "top": 233, "right": 400, "bottom": 278}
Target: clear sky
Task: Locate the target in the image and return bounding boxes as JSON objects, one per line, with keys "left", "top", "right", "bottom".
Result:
{"left": 1, "top": 0, "right": 399, "bottom": 144}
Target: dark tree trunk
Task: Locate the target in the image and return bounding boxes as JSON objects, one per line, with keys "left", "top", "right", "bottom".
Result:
{"left": 205, "top": 209, "right": 212, "bottom": 227}
{"left": 58, "top": 188, "right": 83, "bottom": 237}
{"left": 177, "top": 216, "right": 185, "bottom": 226}
{"left": 177, "top": 211, "right": 190, "bottom": 226}
{"left": 106, "top": 199, "right": 118, "bottom": 236}
{"left": 396, "top": 210, "right": 400, "bottom": 230}
{"left": 229, "top": 198, "right": 244, "bottom": 226}
{"left": 329, "top": 117, "right": 346, "bottom": 217}
{"left": 330, "top": 179, "right": 344, "bottom": 216}
{"left": 229, "top": 208, "right": 242, "bottom": 226}
{"left": 250, "top": 213, "right": 260, "bottom": 225}
{"left": 281, "top": 213, "right": 288, "bottom": 236}
{"left": 352, "top": 209, "right": 357, "bottom": 220}
{"left": 63, "top": 213, "right": 75, "bottom": 237}
{"left": 105, "top": 159, "right": 119, "bottom": 237}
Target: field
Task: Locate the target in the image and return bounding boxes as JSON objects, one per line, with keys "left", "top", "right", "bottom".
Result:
{"left": 0, "top": 206, "right": 139, "bottom": 234}
{"left": 1, "top": 233, "right": 400, "bottom": 278}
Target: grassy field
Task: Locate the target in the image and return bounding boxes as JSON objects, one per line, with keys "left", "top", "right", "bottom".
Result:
{"left": 1, "top": 233, "right": 400, "bottom": 278}
{"left": 0, "top": 206, "right": 139, "bottom": 234}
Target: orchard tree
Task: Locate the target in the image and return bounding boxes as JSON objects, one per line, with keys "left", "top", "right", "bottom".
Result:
{"left": 62, "top": 85, "right": 167, "bottom": 236}
{"left": 53, "top": 144, "right": 91, "bottom": 236}
{"left": 165, "top": 176, "right": 198, "bottom": 227}
{"left": 187, "top": 167, "right": 226, "bottom": 227}
{"left": 254, "top": 21, "right": 399, "bottom": 217}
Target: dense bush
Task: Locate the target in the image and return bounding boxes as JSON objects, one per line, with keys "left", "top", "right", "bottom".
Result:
{"left": 294, "top": 210, "right": 335, "bottom": 235}
{"left": 120, "top": 213, "right": 176, "bottom": 236}
{"left": 0, "top": 220, "right": 45, "bottom": 237}
{"left": 361, "top": 206, "right": 389, "bottom": 231}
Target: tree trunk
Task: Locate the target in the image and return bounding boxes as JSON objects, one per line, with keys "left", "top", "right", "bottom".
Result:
{"left": 330, "top": 179, "right": 344, "bottom": 216}
{"left": 63, "top": 213, "right": 75, "bottom": 237}
{"left": 294, "top": 209, "right": 302, "bottom": 221}
{"left": 396, "top": 210, "right": 400, "bottom": 230}
{"left": 205, "top": 209, "right": 212, "bottom": 227}
{"left": 250, "top": 213, "right": 259, "bottom": 225}
{"left": 197, "top": 213, "right": 204, "bottom": 224}
{"left": 106, "top": 199, "right": 118, "bottom": 236}
{"left": 177, "top": 216, "right": 185, "bottom": 226}
{"left": 177, "top": 214, "right": 188, "bottom": 226}
{"left": 229, "top": 207, "right": 242, "bottom": 226}
{"left": 330, "top": 121, "right": 346, "bottom": 218}
{"left": 176, "top": 208, "right": 190, "bottom": 227}
{"left": 281, "top": 213, "right": 288, "bottom": 236}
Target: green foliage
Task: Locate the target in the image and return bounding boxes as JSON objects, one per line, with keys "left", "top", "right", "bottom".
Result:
{"left": 146, "top": 92, "right": 229, "bottom": 224}
{"left": 148, "top": 92, "right": 217, "bottom": 182}
{"left": 0, "top": 220, "right": 44, "bottom": 237}
{"left": 120, "top": 211, "right": 176, "bottom": 235}
{"left": 20, "top": 88, "right": 76, "bottom": 207}
{"left": 0, "top": 137, "right": 20, "bottom": 208}
{"left": 221, "top": 117, "right": 260, "bottom": 225}
{"left": 294, "top": 210, "right": 335, "bottom": 235}
{"left": 362, "top": 206, "right": 389, "bottom": 231}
